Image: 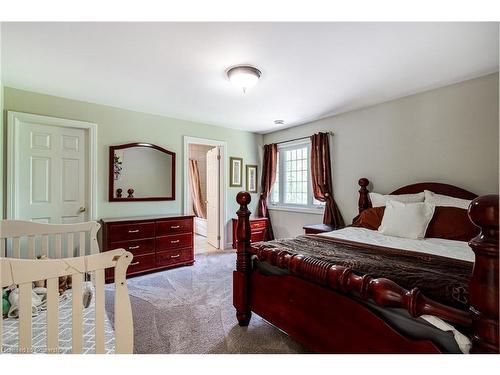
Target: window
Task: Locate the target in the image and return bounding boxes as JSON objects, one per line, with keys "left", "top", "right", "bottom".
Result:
{"left": 270, "top": 140, "right": 325, "bottom": 212}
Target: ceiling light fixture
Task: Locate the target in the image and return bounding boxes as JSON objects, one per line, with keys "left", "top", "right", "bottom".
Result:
{"left": 274, "top": 120, "right": 284, "bottom": 125}
{"left": 226, "top": 65, "right": 261, "bottom": 93}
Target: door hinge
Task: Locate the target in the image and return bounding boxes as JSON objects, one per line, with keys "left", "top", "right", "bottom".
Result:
{"left": 217, "top": 155, "right": 221, "bottom": 160}
{"left": 217, "top": 235, "right": 221, "bottom": 240}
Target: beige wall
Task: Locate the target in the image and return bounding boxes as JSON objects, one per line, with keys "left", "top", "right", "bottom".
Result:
{"left": 2, "top": 87, "right": 263, "bottom": 247}
{"left": 264, "top": 73, "right": 499, "bottom": 238}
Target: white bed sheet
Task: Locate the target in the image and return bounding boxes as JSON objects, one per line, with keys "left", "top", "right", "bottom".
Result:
{"left": 317, "top": 226, "right": 473, "bottom": 353}
{"left": 319, "top": 227, "right": 475, "bottom": 262}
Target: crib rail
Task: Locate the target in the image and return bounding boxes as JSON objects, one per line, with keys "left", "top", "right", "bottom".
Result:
{"left": 0, "top": 249, "right": 133, "bottom": 354}
{"left": 0, "top": 220, "right": 100, "bottom": 259}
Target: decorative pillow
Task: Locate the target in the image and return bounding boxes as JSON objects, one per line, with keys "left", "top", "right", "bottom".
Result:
{"left": 378, "top": 200, "right": 435, "bottom": 239}
{"left": 369, "top": 191, "right": 424, "bottom": 207}
{"left": 352, "top": 207, "right": 385, "bottom": 230}
{"left": 426, "top": 206, "right": 479, "bottom": 241}
{"left": 424, "top": 190, "right": 472, "bottom": 210}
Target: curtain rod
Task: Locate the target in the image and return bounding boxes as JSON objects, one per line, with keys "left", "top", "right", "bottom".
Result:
{"left": 273, "top": 131, "right": 333, "bottom": 146}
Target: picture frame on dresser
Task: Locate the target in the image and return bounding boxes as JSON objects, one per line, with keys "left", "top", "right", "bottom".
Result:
{"left": 109, "top": 142, "right": 176, "bottom": 201}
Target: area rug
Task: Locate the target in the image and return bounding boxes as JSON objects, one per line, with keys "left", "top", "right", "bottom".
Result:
{"left": 2, "top": 288, "right": 115, "bottom": 354}
{"left": 104, "top": 251, "right": 309, "bottom": 354}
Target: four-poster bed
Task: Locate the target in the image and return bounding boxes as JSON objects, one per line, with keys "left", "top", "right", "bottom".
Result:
{"left": 233, "top": 178, "right": 499, "bottom": 353}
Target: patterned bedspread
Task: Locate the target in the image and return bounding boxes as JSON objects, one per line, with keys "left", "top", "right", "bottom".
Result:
{"left": 2, "top": 288, "right": 115, "bottom": 354}
{"left": 252, "top": 235, "right": 473, "bottom": 311}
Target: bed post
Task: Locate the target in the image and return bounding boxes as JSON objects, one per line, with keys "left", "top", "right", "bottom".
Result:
{"left": 468, "top": 194, "right": 499, "bottom": 353}
{"left": 233, "top": 191, "right": 252, "bottom": 326}
{"left": 358, "top": 178, "right": 371, "bottom": 213}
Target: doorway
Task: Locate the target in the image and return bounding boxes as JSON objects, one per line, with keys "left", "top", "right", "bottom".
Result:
{"left": 183, "top": 136, "right": 226, "bottom": 252}
{"left": 7, "top": 112, "right": 97, "bottom": 222}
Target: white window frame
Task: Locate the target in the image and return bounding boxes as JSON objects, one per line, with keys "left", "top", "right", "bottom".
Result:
{"left": 269, "top": 139, "right": 324, "bottom": 215}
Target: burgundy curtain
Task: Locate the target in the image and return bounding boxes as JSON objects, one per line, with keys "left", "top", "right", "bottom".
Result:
{"left": 257, "top": 143, "right": 278, "bottom": 240}
{"left": 310, "top": 132, "right": 345, "bottom": 228}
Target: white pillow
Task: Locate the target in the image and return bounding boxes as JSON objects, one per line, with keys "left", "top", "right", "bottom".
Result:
{"left": 378, "top": 200, "right": 435, "bottom": 239}
{"left": 369, "top": 191, "right": 424, "bottom": 207}
{"left": 424, "top": 190, "right": 471, "bottom": 210}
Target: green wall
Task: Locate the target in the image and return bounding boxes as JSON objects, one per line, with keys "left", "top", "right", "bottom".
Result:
{"left": 2, "top": 87, "right": 263, "bottom": 246}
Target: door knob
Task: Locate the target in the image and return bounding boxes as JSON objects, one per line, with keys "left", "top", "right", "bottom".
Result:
{"left": 79, "top": 206, "right": 86, "bottom": 213}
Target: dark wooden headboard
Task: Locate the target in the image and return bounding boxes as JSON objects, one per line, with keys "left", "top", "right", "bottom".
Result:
{"left": 358, "top": 177, "right": 478, "bottom": 213}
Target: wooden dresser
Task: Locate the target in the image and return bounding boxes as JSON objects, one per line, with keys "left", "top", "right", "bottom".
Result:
{"left": 231, "top": 217, "right": 269, "bottom": 249}
{"left": 101, "top": 214, "right": 194, "bottom": 282}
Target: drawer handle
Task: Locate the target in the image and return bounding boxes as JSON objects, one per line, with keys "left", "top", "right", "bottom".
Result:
{"left": 128, "top": 229, "right": 140, "bottom": 233}
{"left": 128, "top": 245, "right": 140, "bottom": 250}
{"left": 130, "top": 261, "right": 140, "bottom": 266}
{"left": 171, "top": 254, "right": 180, "bottom": 258}
{"left": 170, "top": 225, "right": 180, "bottom": 229}
{"left": 252, "top": 230, "right": 264, "bottom": 235}
{"left": 171, "top": 240, "right": 180, "bottom": 244}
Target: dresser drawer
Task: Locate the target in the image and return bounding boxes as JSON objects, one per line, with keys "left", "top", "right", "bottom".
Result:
{"left": 105, "top": 253, "right": 156, "bottom": 282}
{"left": 108, "top": 222, "right": 155, "bottom": 242}
{"left": 109, "top": 238, "right": 155, "bottom": 256}
{"left": 156, "top": 233, "right": 192, "bottom": 251}
{"left": 127, "top": 253, "right": 156, "bottom": 274}
{"left": 251, "top": 228, "right": 266, "bottom": 243}
{"left": 156, "top": 218, "right": 193, "bottom": 235}
{"left": 156, "top": 248, "right": 193, "bottom": 268}
{"left": 250, "top": 220, "right": 267, "bottom": 230}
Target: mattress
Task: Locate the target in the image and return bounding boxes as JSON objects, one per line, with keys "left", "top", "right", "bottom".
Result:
{"left": 1, "top": 287, "right": 115, "bottom": 354}
{"left": 319, "top": 227, "right": 475, "bottom": 262}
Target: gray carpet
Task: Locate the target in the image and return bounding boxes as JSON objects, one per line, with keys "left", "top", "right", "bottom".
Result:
{"left": 105, "top": 251, "right": 309, "bottom": 354}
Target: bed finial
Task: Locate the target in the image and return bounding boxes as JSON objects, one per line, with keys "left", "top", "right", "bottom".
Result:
{"left": 358, "top": 178, "right": 371, "bottom": 214}
{"left": 234, "top": 191, "right": 252, "bottom": 326}
{"left": 468, "top": 194, "right": 499, "bottom": 353}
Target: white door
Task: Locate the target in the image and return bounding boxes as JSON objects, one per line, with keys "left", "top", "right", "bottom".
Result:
{"left": 9, "top": 115, "right": 88, "bottom": 223}
{"left": 206, "top": 147, "right": 220, "bottom": 248}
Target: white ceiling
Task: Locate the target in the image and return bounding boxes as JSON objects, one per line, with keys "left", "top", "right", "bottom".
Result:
{"left": 1, "top": 22, "right": 498, "bottom": 133}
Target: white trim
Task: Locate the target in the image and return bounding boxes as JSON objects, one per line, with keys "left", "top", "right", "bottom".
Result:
{"left": 276, "top": 138, "right": 310, "bottom": 149}
{"left": 6, "top": 111, "right": 98, "bottom": 220}
{"left": 183, "top": 136, "right": 227, "bottom": 250}
{"left": 268, "top": 205, "right": 324, "bottom": 215}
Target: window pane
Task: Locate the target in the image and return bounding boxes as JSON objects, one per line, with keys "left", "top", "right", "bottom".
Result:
{"left": 284, "top": 145, "right": 309, "bottom": 205}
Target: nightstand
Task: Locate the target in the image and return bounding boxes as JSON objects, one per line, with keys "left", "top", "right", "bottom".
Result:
{"left": 303, "top": 223, "right": 335, "bottom": 235}
{"left": 232, "top": 217, "right": 269, "bottom": 248}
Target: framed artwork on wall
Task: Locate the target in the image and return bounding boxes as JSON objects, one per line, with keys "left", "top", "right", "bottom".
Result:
{"left": 246, "top": 164, "right": 258, "bottom": 193}
{"left": 230, "top": 157, "right": 243, "bottom": 187}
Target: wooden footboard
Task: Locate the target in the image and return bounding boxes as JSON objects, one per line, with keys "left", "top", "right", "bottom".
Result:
{"left": 233, "top": 191, "right": 499, "bottom": 353}
{"left": 251, "top": 271, "right": 442, "bottom": 353}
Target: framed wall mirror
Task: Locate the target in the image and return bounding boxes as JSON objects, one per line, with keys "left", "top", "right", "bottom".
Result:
{"left": 109, "top": 142, "right": 176, "bottom": 201}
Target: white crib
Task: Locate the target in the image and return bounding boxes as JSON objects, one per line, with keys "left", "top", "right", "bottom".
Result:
{"left": 0, "top": 220, "right": 134, "bottom": 354}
